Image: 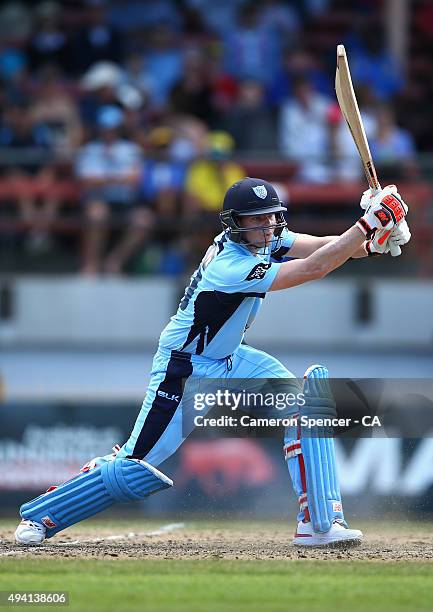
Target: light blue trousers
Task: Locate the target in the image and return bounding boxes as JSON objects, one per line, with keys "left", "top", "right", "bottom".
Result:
{"left": 117, "top": 344, "right": 311, "bottom": 521}
{"left": 118, "top": 344, "right": 296, "bottom": 463}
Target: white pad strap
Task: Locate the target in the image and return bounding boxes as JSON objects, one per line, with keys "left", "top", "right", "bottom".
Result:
{"left": 283, "top": 440, "right": 302, "bottom": 460}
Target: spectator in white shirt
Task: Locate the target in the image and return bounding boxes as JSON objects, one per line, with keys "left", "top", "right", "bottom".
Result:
{"left": 279, "top": 74, "right": 334, "bottom": 183}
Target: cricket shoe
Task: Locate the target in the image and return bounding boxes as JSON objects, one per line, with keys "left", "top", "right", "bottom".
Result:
{"left": 15, "top": 519, "right": 46, "bottom": 545}
{"left": 293, "top": 519, "right": 363, "bottom": 547}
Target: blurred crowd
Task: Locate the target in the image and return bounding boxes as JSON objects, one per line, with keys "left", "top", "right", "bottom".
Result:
{"left": 0, "top": 0, "right": 428, "bottom": 275}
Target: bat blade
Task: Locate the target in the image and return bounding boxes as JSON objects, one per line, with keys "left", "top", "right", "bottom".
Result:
{"left": 335, "top": 44, "right": 379, "bottom": 192}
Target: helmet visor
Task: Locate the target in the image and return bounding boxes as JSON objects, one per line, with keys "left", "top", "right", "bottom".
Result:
{"left": 236, "top": 204, "right": 287, "bottom": 216}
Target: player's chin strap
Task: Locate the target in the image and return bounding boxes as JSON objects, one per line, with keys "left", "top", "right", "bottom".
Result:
{"left": 20, "top": 452, "right": 173, "bottom": 538}
{"left": 283, "top": 365, "right": 346, "bottom": 533}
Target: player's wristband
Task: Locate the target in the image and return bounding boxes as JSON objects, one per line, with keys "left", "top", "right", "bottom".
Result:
{"left": 364, "top": 241, "right": 381, "bottom": 257}
{"left": 356, "top": 217, "right": 374, "bottom": 240}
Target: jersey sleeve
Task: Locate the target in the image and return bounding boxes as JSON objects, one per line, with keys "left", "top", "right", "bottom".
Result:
{"left": 206, "top": 255, "right": 281, "bottom": 295}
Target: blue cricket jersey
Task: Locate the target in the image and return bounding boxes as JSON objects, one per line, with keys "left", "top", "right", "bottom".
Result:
{"left": 158, "top": 228, "right": 297, "bottom": 359}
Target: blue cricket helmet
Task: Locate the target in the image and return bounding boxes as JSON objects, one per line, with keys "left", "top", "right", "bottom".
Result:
{"left": 220, "top": 177, "right": 287, "bottom": 245}
{"left": 222, "top": 177, "right": 287, "bottom": 215}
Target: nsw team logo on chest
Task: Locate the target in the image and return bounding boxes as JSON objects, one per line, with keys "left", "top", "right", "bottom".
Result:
{"left": 252, "top": 185, "right": 267, "bottom": 199}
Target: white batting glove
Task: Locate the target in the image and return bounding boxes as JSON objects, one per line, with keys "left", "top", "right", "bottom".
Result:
{"left": 365, "top": 229, "right": 390, "bottom": 256}
{"left": 359, "top": 187, "right": 376, "bottom": 211}
{"left": 389, "top": 219, "right": 411, "bottom": 246}
{"left": 359, "top": 185, "right": 408, "bottom": 214}
{"left": 385, "top": 218, "right": 411, "bottom": 257}
{"left": 359, "top": 185, "right": 409, "bottom": 256}
{"left": 357, "top": 189, "right": 406, "bottom": 239}
{"left": 365, "top": 218, "right": 411, "bottom": 257}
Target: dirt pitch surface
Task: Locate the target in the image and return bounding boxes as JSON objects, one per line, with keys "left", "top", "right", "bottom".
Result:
{"left": 1, "top": 520, "right": 433, "bottom": 562}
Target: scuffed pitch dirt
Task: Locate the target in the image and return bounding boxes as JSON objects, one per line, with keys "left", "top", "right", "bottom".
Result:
{"left": 1, "top": 523, "right": 433, "bottom": 561}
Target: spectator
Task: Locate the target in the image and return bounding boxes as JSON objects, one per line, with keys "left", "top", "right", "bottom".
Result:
{"left": 279, "top": 74, "right": 333, "bottom": 183}
{"left": 0, "top": 2, "right": 32, "bottom": 41}
{"left": 267, "top": 46, "right": 331, "bottom": 107}
{"left": 123, "top": 52, "right": 158, "bottom": 111}
{"left": 169, "top": 48, "right": 215, "bottom": 124}
{"left": 185, "top": 130, "right": 245, "bottom": 256}
{"left": 26, "top": 2, "right": 70, "bottom": 73}
{"left": 0, "top": 101, "right": 59, "bottom": 250}
{"left": 185, "top": 130, "right": 244, "bottom": 216}
{"left": 370, "top": 103, "right": 418, "bottom": 181}
{"left": 184, "top": 0, "right": 246, "bottom": 36}
{"left": 222, "top": 1, "right": 281, "bottom": 85}
{"left": 258, "top": 0, "right": 301, "bottom": 40}
{"left": 76, "top": 105, "right": 149, "bottom": 275}
{"left": 350, "top": 23, "right": 404, "bottom": 101}
{"left": 69, "top": 0, "right": 124, "bottom": 75}
{"left": 108, "top": 0, "right": 181, "bottom": 34}
{"left": 0, "top": 46, "right": 27, "bottom": 85}
{"left": 30, "top": 64, "right": 82, "bottom": 153}
{"left": 207, "top": 50, "right": 239, "bottom": 116}
{"left": 179, "top": 2, "right": 207, "bottom": 37}
{"left": 80, "top": 61, "right": 145, "bottom": 133}
{"left": 140, "top": 126, "right": 187, "bottom": 222}
{"left": 0, "top": 47, "right": 30, "bottom": 109}
{"left": 143, "top": 23, "right": 184, "bottom": 109}
{"left": 330, "top": 85, "right": 377, "bottom": 182}
{"left": 168, "top": 114, "right": 209, "bottom": 163}
{"left": 79, "top": 61, "right": 124, "bottom": 131}
{"left": 301, "top": 0, "right": 331, "bottom": 18}
{"left": 222, "top": 79, "right": 276, "bottom": 154}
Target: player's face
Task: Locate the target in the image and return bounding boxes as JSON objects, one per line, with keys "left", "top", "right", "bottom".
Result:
{"left": 239, "top": 213, "right": 276, "bottom": 249}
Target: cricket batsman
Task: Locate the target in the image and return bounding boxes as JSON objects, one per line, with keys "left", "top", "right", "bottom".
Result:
{"left": 15, "top": 177, "right": 410, "bottom": 547}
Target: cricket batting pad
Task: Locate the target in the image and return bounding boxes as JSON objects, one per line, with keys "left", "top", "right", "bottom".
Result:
{"left": 284, "top": 365, "right": 345, "bottom": 533}
{"left": 20, "top": 458, "right": 173, "bottom": 538}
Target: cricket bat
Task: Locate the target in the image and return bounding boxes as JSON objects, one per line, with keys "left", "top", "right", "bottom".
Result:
{"left": 335, "top": 44, "right": 401, "bottom": 256}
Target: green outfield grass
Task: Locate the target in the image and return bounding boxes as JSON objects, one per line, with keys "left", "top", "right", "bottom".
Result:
{"left": 1, "top": 558, "right": 432, "bottom": 612}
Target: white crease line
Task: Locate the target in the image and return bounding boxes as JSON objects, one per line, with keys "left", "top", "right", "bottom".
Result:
{"left": 145, "top": 523, "right": 185, "bottom": 536}
{"left": 0, "top": 550, "right": 26, "bottom": 557}
{"left": 56, "top": 523, "right": 186, "bottom": 546}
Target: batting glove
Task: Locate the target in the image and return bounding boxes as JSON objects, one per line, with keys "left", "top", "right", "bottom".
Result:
{"left": 359, "top": 185, "right": 408, "bottom": 214}
{"left": 388, "top": 218, "right": 411, "bottom": 246}
{"left": 365, "top": 217, "right": 411, "bottom": 257}
{"left": 357, "top": 187, "right": 407, "bottom": 240}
